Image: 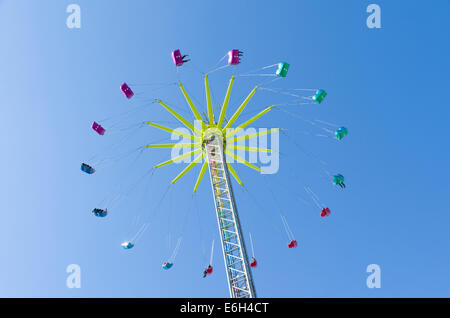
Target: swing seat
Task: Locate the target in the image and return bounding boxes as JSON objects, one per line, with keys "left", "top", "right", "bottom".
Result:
{"left": 321, "top": 207, "right": 331, "bottom": 217}
{"left": 91, "top": 121, "right": 105, "bottom": 135}
{"left": 312, "top": 89, "right": 327, "bottom": 104}
{"left": 81, "top": 163, "right": 95, "bottom": 174}
{"left": 333, "top": 174, "right": 344, "bottom": 185}
{"left": 288, "top": 240, "right": 297, "bottom": 248}
{"left": 92, "top": 208, "right": 107, "bottom": 217}
{"left": 171, "top": 49, "right": 184, "bottom": 66}
{"left": 276, "top": 62, "right": 290, "bottom": 77}
{"left": 120, "top": 83, "right": 134, "bottom": 99}
{"left": 162, "top": 262, "right": 173, "bottom": 270}
{"left": 335, "top": 127, "right": 348, "bottom": 140}
{"left": 250, "top": 258, "right": 257, "bottom": 268}
{"left": 228, "top": 49, "right": 241, "bottom": 65}
{"left": 121, "top": 241, "right": 134, "bottom": 249}
{"left": 206, "top": 266, "right": 213, "bottom": 274}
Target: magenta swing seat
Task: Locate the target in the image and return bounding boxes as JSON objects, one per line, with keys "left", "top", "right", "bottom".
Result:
{"left": 91, "top": 121, "right": 105, "bottom": 135}
{"left": 228, "top": 49, "right": 241, "bottom": 65}
{"left": 171, "top": 49, "right": 184, "bottom": 66}
{"left": 120, "top": 83, "right": 134, "bottom": 99}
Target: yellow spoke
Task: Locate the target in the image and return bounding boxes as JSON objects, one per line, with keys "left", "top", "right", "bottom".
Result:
{"left": 145, "top": 121, "right": 201, "bottom": 142}
{"left": 227, "top": 128, "right": 279, "bottom": 143}
{"left": 226, "top": 105, "right": 274, "bottom": 138}
{"left": 218, "top": 76, "right": 234, "bottom": 128}
{"left": 223, "top": 86, "right": 258, "bottom": 130}
{"left": 178, "top": 82, "right": 204, "bottom": 122}
{"left": 224, "top": 149, "right": 261, "bottom": 172}
{"left": 226, "top": 145, "right": 273, "bottom": 153}
{"left": 227, "top": 163, "right": 243, "bottom": 186}
{"left": 157, "top": 99, "right": 201, "bottom": 136}
{"left": 205, "top": 74, "right": 215, "bottom": 124}
{"left": 154, "top": 148, "right": 202, "bottom": 168}
{"left": 146, "top": 143, "right": 200, "bottom": 148}
{"left": 193, "top": 160, "right": 208, "bottom": 193}
{"left": 171, "top": 153, "right": 203, "bottom": 184}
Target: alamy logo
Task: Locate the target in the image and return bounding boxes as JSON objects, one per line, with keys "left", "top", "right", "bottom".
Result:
{"left": 366, "top": 264, "right": 381, "bottom": 288}
{"left": 66, "top": 264, "right": 81, "bottom": 288}
{"left": 366, "top": 4, "right": 381, "bottom": 29}
{"left": 169, "top": 124, "right": 280, "bottom": 175}
{"left": 66, "top": 4, "right": 81, "bottom": 29}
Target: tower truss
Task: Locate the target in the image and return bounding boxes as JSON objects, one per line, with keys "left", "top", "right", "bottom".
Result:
{"left": 204, "top": 128, "right": 256, "bottom": 298}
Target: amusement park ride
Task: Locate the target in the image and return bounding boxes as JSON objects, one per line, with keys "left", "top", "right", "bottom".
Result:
{"left": 84, "top": 49, "right": 345, "bottom": 298}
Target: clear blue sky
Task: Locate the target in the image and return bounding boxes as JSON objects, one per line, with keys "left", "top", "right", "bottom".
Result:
{"left": 0, "top": 0, "right": 449, "bottom": 297}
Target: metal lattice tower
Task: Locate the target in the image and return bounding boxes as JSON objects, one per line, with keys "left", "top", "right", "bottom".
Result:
{"left": 204, "top": 128, "right": 256, "bottom": 298}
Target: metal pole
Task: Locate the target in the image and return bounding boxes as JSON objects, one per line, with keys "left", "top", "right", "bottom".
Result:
{"left": 205, "top": 130, "right": 256, "bottom": 298}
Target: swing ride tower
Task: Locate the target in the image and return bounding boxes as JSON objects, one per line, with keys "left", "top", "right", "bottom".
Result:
{"left": 204, "top": 127, "right": 256, "bottom": 298}
{"left": 146, "top": 74, "right": 276, "bottom": 298}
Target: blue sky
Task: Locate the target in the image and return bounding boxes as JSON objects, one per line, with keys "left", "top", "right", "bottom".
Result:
{"left": 0, "top": 0, "right": 449, "bottom": 297}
